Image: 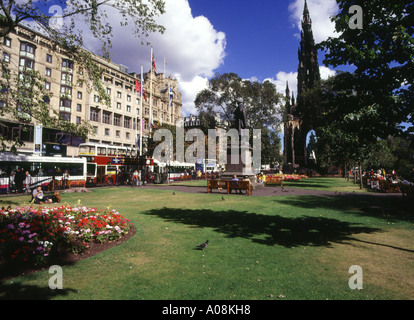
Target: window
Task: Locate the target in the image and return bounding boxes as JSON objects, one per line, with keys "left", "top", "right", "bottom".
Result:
{"left": 3, "top": 52, "right": 10, "bottom": 63}
{"left": 45, "top": 68, "right": 51, "bottom": 77}
{"left": 102, "top": 111, "right": 111, "bottom": 124}
{"left": 94, "top": 95, "right": 100, "bottom": 103}
{"left": 60, "top": 86, "right": 72, "bottom": 97}
{"left": 61, "top": 72, "right": 72, "bottom": 83}
{"left": 20, "top": 42, "right": 35, "bottom": 54}
{"left": 126, "top": 132, "right": 130, "bottom": 139}
{"left": 76, "top": 104, "right": 82, "bottom": 112}
{"left": 90, "top": 107, "right": 100, "bottom": 122}
{"left": 106, "top": 87, "right": 111, "bottom": 95}
{"left": 59, "top": 112, "right": 71, "bottom": 121}
{"left": 77, "top": 91, "right": 82, "bottom": 99}
{"left": 114, "top": 114, "right": 122, "bottom": 126}
{"left": 127, "top": 95, "right": 131, "bottom": 102}
{"left": 62, "top": 59, "right": 73, "bottom": 69}
{"left": 124, "top": 117, "right": 131, "bottom": 128}
{"left": 126, "top": 105, "right": 131, "bottom": 112}
{"left": 105, "top": 128, "right": 110, "bottom": 136}
{"left": 76, "top": 116, "right": 81, "bottom": 124}
{"left": 45, "top": 81, "right": 51, "bottom": 90}
{"left": 3, "top": 38, "right": 11, "bottom": 47}
{"left": 46, "top": 54, "right": 52, "bottom": 63}
{"left": 19, "top": 57, "right": 34, "bottom": 69}
{"left": 116, "top": 130, "right": 120, "bottom": 137}
{"left": 116, "top": 102, "right": 121, "bottom": 109}
{"left": 117, "top": 91, "right": 121, "bottom": 99}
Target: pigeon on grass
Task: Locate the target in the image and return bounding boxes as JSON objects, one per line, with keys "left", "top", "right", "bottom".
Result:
{"left": 196, "top": 240, "right": 209, "bottom": 250}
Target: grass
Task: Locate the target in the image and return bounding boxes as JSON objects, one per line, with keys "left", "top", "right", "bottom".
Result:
{"left": 1, "top": 178, "right": 413, "bottom": 300}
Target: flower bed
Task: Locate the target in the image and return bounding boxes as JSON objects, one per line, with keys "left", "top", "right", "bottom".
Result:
{"left": 0, "top": 205, "right": 133, "bottom": 267}
{"left": 266, "top": 174, "right": 309, "bottom": 181}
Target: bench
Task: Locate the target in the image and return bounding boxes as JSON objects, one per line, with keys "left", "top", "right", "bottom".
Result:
{"left": 207, "top": 180, "right": 253, "bottom": 196}
{"left": 264, "top": 176, "right": 283, "bottom": 187}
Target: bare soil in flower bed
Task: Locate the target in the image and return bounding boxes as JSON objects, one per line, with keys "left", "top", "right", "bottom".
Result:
{"left": 0, "top": 226, "right": 136, "bottom": 280}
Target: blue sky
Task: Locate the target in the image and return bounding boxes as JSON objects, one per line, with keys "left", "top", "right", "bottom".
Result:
{"left": 24, "top": 0, "right": 340, "bottom": 116}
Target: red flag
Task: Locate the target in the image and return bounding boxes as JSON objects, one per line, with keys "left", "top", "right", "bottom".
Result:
{"left": 135, "top": 79, "right": 147, "bottom": 101}
{"left": 152, "top": 54, "right": 157, "bottom": 72}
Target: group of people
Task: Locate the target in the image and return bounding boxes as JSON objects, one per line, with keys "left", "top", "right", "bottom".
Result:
{"left": 32, "top": 186, "right": 61, "bottom": 204}
{"left": 230, "top": 174, "right": 252, "bottom": 194}
{"left": 8, "top": 168, "right": 32, "bottom": 194}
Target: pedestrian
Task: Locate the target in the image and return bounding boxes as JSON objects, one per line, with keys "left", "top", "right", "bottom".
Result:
{"left": 62, "top": 169, "right": 70, "bottom": 189}
{"left": 132, "top": 170, "right": 138, "bottom": 187}
{"left": 9, "top": 171, "right": 16, "bottom": 194}
{"left": 15, "top": 168, "right": 24, "bottom": 193}
{"left": 24, "top": 170, "right": 32, "bottom": 194}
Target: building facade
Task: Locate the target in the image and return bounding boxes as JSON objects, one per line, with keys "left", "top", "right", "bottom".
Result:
{"left": 1, "top": 25, "right": 182, "bottom": 157}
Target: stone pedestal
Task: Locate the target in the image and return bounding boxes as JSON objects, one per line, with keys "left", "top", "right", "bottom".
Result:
{"left": 221, "top": 142, "right": 259, "bottom": 186}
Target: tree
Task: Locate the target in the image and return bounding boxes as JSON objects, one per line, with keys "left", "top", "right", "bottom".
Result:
{"left": 195, "top": 73, "right": 283, "bottom": 166}
{"left": 319, "top": 0, "right": 413, "bottom": 133}
{"left": 0, "top": 0, "right": 166, "bottom": 151}
{"left": 314, "top": 1, "right": 413, "bottom": 184}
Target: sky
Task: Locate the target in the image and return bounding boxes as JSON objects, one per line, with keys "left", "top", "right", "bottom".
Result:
{"left": 24, "top": 0, "right": 340, "bottom": 117}
{"left": 75, "top": 0, "right": 340, "bottom": 117}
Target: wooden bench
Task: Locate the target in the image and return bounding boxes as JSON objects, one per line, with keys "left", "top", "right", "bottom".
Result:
{"left": 207, "top": 180, "right": 253, "bottom": 196}
{"left": 264, "top": 176, "right": 283, "bottom": 187}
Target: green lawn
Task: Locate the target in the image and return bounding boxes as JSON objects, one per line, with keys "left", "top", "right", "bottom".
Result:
{"left": 1, "top": 179, "right": 413, "bottom": 300}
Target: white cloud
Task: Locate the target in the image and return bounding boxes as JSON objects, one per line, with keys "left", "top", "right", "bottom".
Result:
{"left": 79, "top": 0, "right": 226, "bottom": 117}
{"left": 289, "top": 0, "right": 339, "bottom": 43}
{"left": 319, "top": 66, "right": 336, "bottom": 80}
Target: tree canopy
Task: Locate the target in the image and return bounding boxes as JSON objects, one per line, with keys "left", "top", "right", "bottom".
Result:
{"left": 312, "top": 0, "right": 413, "bottom": 178}
{"left": 0, "top": 0, "right": 166, "bottom": 152}
{"left": 194, "top": 72, "right": 283, "bottom": 165}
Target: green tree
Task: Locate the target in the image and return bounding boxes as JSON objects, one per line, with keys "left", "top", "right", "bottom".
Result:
{"left": 0, "top": 0, "right": 165, "bottom": 152}
{"left": 195, "top": 73, "right": 283, "bottom": 166}
{"left": 314, "top": 1, "right": 413, "bottom": 185}
{"left": 319, "top": 0, "right": 413, "bottom": 133}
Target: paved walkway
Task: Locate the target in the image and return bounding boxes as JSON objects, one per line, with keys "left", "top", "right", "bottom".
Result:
{"left": 141, "top": 183, "right": 403, "bottom": 198}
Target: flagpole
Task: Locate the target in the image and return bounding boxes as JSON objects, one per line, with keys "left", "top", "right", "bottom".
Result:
{"left": 140, "top": 64, "right": 143, "bottom": 156}
{"left": 150, "top": 47, "right": 154, "bottom": 130}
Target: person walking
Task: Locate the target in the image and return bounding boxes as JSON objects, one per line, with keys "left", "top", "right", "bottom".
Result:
{"left": 24, "top": 170, "right": 32, "bottom": 194}
{"left": 9, "top": 171, "right": 16, "bottom": 194}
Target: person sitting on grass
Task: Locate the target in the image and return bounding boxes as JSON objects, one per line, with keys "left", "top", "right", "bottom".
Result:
{"left": 32, "top": 186, "right": 52, "bottom": 204}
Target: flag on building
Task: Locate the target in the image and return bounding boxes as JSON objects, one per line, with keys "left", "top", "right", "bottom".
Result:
{"left": 169, "top": 85, "right": 173, "bottom": 107}
{"left": 135, "top": 79, "right": 147, "bottom": 101}
{"left": 152, "top": 52, "right": 157, "bottom": 72}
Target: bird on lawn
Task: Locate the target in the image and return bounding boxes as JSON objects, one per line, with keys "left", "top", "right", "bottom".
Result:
{"left": 173, "top": 192, "right": 175, "bottom": 195}
{"left": 196, "top": 240, "right": 209, "bottom": 250}
{"left": 222, "top": 196, "right": 225, "bottom": 200}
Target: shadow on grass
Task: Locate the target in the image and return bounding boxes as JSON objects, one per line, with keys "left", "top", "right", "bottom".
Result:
{"left": 273, "top": 195, "right": 413, "bottom": 222}
{"left": 142, "top": 207, "right": 381, "bottom": 248}
{"left": 0, "top": 282, "right": 77, "bottom": 300}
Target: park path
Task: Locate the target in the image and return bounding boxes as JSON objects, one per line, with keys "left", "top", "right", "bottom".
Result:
{"left": 140, "top": 183, "right": 403, "bottom": 198}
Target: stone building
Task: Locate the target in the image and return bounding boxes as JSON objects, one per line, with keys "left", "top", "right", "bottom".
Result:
{"left": 0, "top": 25, "right": 182, "bottom": 157}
